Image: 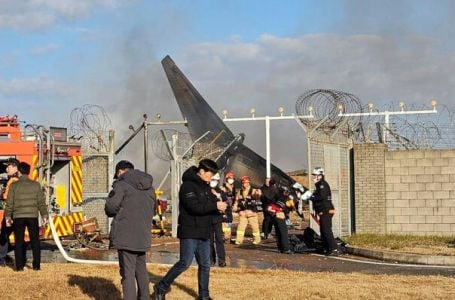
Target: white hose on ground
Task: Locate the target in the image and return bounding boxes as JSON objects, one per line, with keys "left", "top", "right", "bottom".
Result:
{"left": 47, "top": 209, "right": 171, "bottom": 267}
{"left": 48, "top": 210, "right": 118, "bottom": 265}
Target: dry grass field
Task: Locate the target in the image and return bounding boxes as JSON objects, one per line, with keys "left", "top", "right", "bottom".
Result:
{"left": 0, "top": 263, "right": 454, "bottom": 299}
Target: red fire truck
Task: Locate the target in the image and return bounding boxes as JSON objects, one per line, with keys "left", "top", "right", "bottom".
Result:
{"left": 0, "top": 115, "right": 85, "bottom": 239}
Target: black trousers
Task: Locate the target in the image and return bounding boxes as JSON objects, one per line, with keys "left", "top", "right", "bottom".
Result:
{"left": 0, "top": 217, "right": 14, "bottom": 245}
{"left": 210, "top": 222, "right": 225, "bottom": 263}
{"left": 319, "top": 213, "right": 337, "bottom": 252}
{"left": 118, "top": 249, "right": 149, "bottom": 300}
{"left": 13, "top": 217, "right": 41, "bottom": 269}
{"left": 261, "top": 211, "right": 274, "bottom": 236}
{"left": 272, "top": 216, "right": 290, "bottom": 252}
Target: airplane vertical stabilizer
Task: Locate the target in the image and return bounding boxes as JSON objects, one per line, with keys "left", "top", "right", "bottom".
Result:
{"left": 161, "top": 55, "right": 235, "bottom": 146}
{"left": 161, "top": 55, "right": 295, "bottom": 188}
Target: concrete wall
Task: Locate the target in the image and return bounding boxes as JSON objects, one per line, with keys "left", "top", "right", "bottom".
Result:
{"left": 81, "top": 154, "right": 112, "bottom": 235}
{"left": 354, "top": 144, "right": 387, "bottom": 233}
{"left": 354, "top": 144, "right": 455, "bottom": 236}
{"left": 82, "top": 156, "right": 109, "bottom": 194}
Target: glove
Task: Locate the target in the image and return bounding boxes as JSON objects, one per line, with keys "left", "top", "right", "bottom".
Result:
{"left": 302, "top": 190, "right": 313, "bottom": 201}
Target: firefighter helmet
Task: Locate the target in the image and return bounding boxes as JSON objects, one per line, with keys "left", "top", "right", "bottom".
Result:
{"left": 240, "top": 175, "right": 250, "bottom": 183}
{"left": 225, "top": 171, "right": 235, "bottom": 179}
{"left": 312, "top": 167, "right": 325, "bottom": 176}
{"left": 292, "top": 182, "right": 304, "bottom": 192}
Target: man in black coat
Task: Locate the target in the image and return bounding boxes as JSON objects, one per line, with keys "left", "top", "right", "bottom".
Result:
{"left": 154, "top": 159, "right": 227, "bottom": 300}
{"left": 105, "top": 160, "right": 155, "bottom": 300}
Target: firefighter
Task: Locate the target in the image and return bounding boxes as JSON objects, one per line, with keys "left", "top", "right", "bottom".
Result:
{"left": 209, "top": 173, "right": 227, "bottom": 267}
{"left": 309, "top": 167, "right": 340, "bottom": 256}
{"left": 0, "top": 157, "right": 20, "bottom": 265}
{"left": 266, "top": 187, "right": 292, "bottom": 254}
{"left": 233, "top": 176, "right": 261, "bottom": 245}
{"left": 260, "top": 177, "right": 280, "bottom": 239}
{"left": 220, "top": 171, "right": 236, "bottom": 241}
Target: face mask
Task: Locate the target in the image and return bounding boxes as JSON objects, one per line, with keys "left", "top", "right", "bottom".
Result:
{"left": 227, "top": 179, "right": 234, "bottom": 184}
{"left": 210, "top": 180, "right": 218, "bottom": 188}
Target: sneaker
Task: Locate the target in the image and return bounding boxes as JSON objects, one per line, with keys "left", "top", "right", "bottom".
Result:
{"left": 280, "top": 249, "right": 293, "bottom": 254}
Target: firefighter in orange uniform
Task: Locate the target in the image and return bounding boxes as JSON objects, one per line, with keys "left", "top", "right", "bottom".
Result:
{"left": 233, "top": 176, "right": 261, "bottom": 245}
{"left": 220, "top": 171, "right": 236, "bottom": 241}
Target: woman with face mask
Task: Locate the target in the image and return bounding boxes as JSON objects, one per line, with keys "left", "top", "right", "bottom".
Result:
{"left": 220, "top": 172, "right": 235, "bottom": 242}
{"left": 209, "top": 173, "right": 228, "bottom": 267}
{"left": 233, "top": 176, "right": 262, "bottom": 245}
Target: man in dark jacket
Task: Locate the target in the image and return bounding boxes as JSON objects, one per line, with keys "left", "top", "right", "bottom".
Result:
{"left": 105, "top": 160, "right": 155, "bottom": 300}
{"left": 309, "top": 167, "right": 340, "bottom": 256}
{"left": 5, "top": 162, "right": 47, "bottom": 271}
{"left": 266, "top": 188, "right": 292, "bottom": 254}
{"left": 260, "top": 177, "right": 279, "bottom": 239}
{"left": 153, "top": 159, "right": 227, "bottom": 300}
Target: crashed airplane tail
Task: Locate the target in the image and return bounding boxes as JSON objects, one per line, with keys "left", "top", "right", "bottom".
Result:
{"left": 161, "top": 55, "right": 295, "bottom": 188}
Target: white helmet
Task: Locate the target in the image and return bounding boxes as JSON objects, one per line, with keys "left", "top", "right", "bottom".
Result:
{"left": 312, "top": 167, "right": 325, "bottom": 176}
{"left": 292, "top": 182, "right": 304, "bottom": 193}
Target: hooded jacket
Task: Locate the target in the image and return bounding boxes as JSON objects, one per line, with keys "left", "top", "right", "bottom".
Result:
{"left": 177, "top": 166, "right": 218, "bottom": 239}
{"left": 105, "top": 169, "right": 155, "bottom": 251}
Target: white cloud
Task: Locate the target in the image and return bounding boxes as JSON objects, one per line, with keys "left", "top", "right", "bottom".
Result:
{"left": 0, "top": 0, "right": 133, "bottom": 31}
{"left": 0, "top": 76, "right": 69, "bottom": 97}
{"left": 30, "top": 43, "right": 59, "bottom": 55}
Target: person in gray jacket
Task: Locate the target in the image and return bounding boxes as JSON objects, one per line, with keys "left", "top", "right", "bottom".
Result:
{"left": 5, "top": 162, "right": 47, "bottom": 271}
{"left": 105, "top": 160, "right": 155, "bottom": 300}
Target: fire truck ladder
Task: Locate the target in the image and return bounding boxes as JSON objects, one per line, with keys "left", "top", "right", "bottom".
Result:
{"left": 24, "top": 125, "right": 56, "bottom": 210}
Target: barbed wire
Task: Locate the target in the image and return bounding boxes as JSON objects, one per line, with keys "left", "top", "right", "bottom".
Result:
{"left": 150, "top": 129, "right": 191, "bottom": 161}
{"left": 295, "top": 89, "right": 364, "bottom": 129}
{"left": 150, "top": 129, "right": 231, "bottom": 163}
{"left": 295, "top": 90, "right": 455, "bottom": 149}
{"left": 69, "top": 105, "right": 113, "bottom": 153}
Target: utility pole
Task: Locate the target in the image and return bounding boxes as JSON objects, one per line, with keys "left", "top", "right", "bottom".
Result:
{"left": 221, "top": 107, "right": 313, "bottom": 178}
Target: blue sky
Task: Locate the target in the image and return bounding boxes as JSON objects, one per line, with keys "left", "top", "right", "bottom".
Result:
{"left": 1, "top": 0, "right": 454, "bottom": 173}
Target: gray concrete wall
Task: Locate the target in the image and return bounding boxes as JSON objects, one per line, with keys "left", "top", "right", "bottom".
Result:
{"left": 353, "top": 144, "right": 387, "bottom": 233}
{"left": 82, "top": 155, "right": 109, "bottom": 194}
{"left": 354, "top": 145, "right": 455, "bottom": 236}
{"left": 81, "top": 154, "right": 112, "bottom": 235}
